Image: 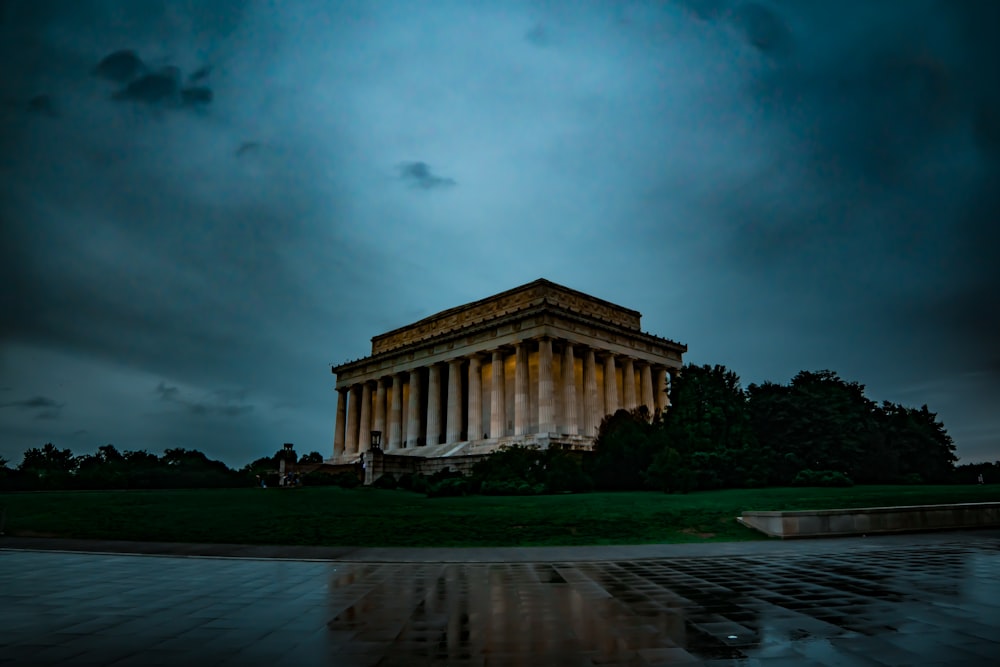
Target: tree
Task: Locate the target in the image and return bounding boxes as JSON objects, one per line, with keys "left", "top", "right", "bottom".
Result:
{"left": 18, "top": 443, "right": 77, "bottom": 488}
{"left": 661, "top": 364, "right": 758, "bottom": 489}
{"left": 299, "top": 451, "right": 323, "bottom": 464}
{"left": 873, "top": 402, "right": 956, "bottom": 483}
{"left": 591, "top": 408, "right": 660, "bottom": 490}
{"left": 749, "top": 371, "right": 879, "bottom": 485}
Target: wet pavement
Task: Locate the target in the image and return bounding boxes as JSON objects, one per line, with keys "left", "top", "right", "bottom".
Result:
{"left": 2, "top": 531, "right": 999, "bottom": 666}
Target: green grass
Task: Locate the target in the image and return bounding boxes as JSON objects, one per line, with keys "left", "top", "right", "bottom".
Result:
{"left": 2, "top": 485, "right": 999, "bottom": 547}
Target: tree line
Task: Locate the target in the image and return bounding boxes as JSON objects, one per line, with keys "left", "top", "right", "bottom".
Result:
{"left": 0, "top": 443, "right": 324, "bottom": 492}
{"left": 591, "top": 365, "right": 961, "bottom": 492}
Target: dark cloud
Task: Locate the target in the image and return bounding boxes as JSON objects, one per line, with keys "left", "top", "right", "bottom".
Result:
{"left": 93, "top": 49, "right": 146, "bottom": 83}
{"left": 180, "top": 86, "right": 213, "bottom": 106}
{"left": 731, "top": 3, "right": 792, "bottom": 56}
{"left": 1, "top": 396, "right": 63, "bottom": 409}
{"left": 235, "top": 141, "right": 260, "bottom": 157}
{"left": 26, "top": 93, "right": 57, "bottom": 116}
{"left": 112, "top": 68, "right": 181, "bottom": 104}
{"left": 91, "top": 48, "right": 215, "bottom": 108}
{"left": 1, "top": 0, "right": 998, "bottom": 466}
{"left": 1, "top": 395, "right": 65, "bottom": 421}
{"left": 155, "top": 382, "right": 253, "bottom": 418}
{"left": 398, "top": 161, "right": 456, "bottom": 189}
{"left": 525, "top": 24, "right": 549, "bottom": 47}
{"left": 188, "top": 65, "right": 212, "bottom": 83}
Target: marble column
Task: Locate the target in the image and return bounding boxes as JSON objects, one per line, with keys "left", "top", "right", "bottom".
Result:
{"left": 468, "top": 355, "right": 483, "bottom": 440}
{"left": 603, "top": 354, "right": 618, "bottom": 415}
{"left": 388, "top": 373, "right": 403, "bottom": 449}
{"left": 446, "top": 359, "right": 463, "bottom": 443}
{"left": 583, "top": 347, "right": 600, "bottom": 436}
{"left": 622, "top": 357, "right": 637, "bottom": 411}
{"left": 490, "top": 349, "right": 506, "bottom": 438}
{"left": 345, "top": 384, "right": 360, "bottom": 454}
{"left": 426, "top": 364, "right": 442, "bottom": 446}
{"left": 654, "top": 367, "right": 668, "bottom": 413}
{"left": 514, "top": 342, "right": 529, "bottom": 436}
{"left": 562, "top": 343, "right": 577, "bottom": 434}
{"left": 333, "top": 387, "right": 347, "bottom": 457}
{"left": 537, "top": 338, "right": 554, "bottom": 434}
{"left": 358, "top": 381, "right": 372, "bottom": 452}
{"left": 374, "top": 377, "right": 387, "bottom": 437}
{"left": 665, "top": 368, "right": 675, "bottom": 408}
{"left": 407, "top": 368, "right": 422, "bottom": 447}
{"left": 640, "top": 363, "right": 654, "bottom": 415}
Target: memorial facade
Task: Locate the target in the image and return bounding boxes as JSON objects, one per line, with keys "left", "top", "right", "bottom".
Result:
{"left": 328, "top": 279, "right": 686, "bottom": 462}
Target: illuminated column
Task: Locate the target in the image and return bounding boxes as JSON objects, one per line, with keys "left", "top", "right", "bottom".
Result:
{"left": 333, "top": 387, "right": 347, "bottom": 457}
{"left": 358, "top": 381, "right": 373, "bottom": 452}
{"left": 374, "top": 377, "right": 387, "bottom": 437}
{"left": 345, "top": 384, "right": 360, "bottom": 454}
{"left": 537, "top": 338, "right": 554, "bottom": 434}
{"left": 654, "top": 367, "right": 668, "bottom": 413}
{"left": 665, "top": 368, "right": 675, "bottom": 408}
{"left": 562, "top": 343, "right": 577, "bottom": 434}
{"left": 514, "top": 342, "right": 529, "bottom": 436}
{"left": 490, "top": 349, "right": 506, "bottom": 438}
{"left": 407, "top": 368, "right": 422, "bottom": 447}
{"left": 603, "top": 354, "right": 618, "bottom": 414}
{"left": 388, "top": 373, "right": 403, "bottom": 449}
{"left": 623, "top": 357, "right": 637, "bottom": 411}
{"left": 427, "top": 363, "right": 442, "bottom": 445}
{"left": 583, "top": 348, "right": 599, "bottom": 436}
{"left": 468, "top": 355, "right": 483, "bottom": 440}
{"left": 640, "top": 363, "right": 654, "bottom": 415}
{"left": 446, "top": 359, "right": 463, "bottom": 443}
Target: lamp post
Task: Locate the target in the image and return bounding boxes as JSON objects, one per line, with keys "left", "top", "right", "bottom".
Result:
{"left": 370, "top": 430, "right": 382, "bottom": 451}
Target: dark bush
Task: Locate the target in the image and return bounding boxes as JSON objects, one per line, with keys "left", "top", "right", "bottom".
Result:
{"left": 396, "top": 472, "right": 430, "bottom": 493}
{"left": 327, "top": 471, "right": 362, "bottom": 489}
{"left": 792, "top": 469, "right": 854, "bottom": 487}
{"left": 471, "top": 444, "right": 592, "bottom": 495}
{"left": 300, "top": 470, "right": 341, "bottom": 486}
{"left": 371, "top": 474, "right": 399, "bottom": 490}
{"left": 426, "top": 477, "right": 470, "bottom": 497}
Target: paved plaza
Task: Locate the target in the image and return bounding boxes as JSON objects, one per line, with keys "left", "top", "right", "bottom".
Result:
{"left": 2, "top": 531, "right": 999, "bottom": 666}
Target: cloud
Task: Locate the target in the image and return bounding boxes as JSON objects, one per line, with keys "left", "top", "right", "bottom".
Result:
{"left": 93, "top": 49, "right": 146, "bottom": 83}
{"left": 92, "top": 49, "right": 213, "bottom": 108}
{"left": 398, "top": 161, "right": 457, "bottom": 190}
{"left": 26, "top": 94, "right": 57, "bottom": 117}
{"left": 1, "top": 395, "right": 65, "bottom": 420}
{"left": 525, "top": 24, "right": 549, "bottom": 47}
{"left": 188, "top": 65, "right": 212, "bottom": 83}
{"left": 1, "top": 396, "right": 63, "bottom": 409}
{"left": 154, "top": 381, "right": 253, "bottom": 418}
{"left": 731, "top": 3, "right": 792, "bottom": 56}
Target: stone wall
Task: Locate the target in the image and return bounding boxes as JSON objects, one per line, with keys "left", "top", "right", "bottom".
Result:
{"left": 739, "top": 502, "right": 1000, "bottom": 538}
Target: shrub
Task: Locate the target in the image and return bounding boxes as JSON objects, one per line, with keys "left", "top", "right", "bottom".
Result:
{"left": 471, "top": 444, "right": 593, "bottom": 495}
{"left": 327, "top": 471, "right": 362, "bottom": 489}
{"left": 792, "top": 469, "right": 854, "bottom": 487}
{"left": 371, "top": 474, "right": 399, "bottom": 490}
{"left": 395, "top": 472, "right": 430, "bottom": 493}
{"left": 301, "top": 470, "right": 341, "bottom": 486}
{"left": 426, "top": 477, "right": 470, "bottom": 498}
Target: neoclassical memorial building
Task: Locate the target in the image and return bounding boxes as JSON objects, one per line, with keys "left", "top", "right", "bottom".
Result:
{"left": 328, "top": 279, "right": 686, "bottom": 467}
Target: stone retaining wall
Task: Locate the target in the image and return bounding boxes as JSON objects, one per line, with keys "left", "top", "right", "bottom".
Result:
{"left": 739, "top": 502, "right": 1000, "bottom": 538}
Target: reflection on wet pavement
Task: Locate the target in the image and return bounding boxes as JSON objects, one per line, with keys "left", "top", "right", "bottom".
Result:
{"left": 2, "top": 535, "right": 999, "bottom": 666}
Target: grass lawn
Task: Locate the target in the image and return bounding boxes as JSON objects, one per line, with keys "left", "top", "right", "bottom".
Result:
{"left": 2, "top": 484, "right": 999, "bottom": 548}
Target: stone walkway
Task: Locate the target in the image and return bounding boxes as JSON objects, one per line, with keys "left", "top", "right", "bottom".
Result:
{"left": 2, "top": 531, "right": 999, "bottom": 666}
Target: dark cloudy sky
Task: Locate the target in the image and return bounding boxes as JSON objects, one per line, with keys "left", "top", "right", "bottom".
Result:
{"left": 2, "top": 0, "right": 998, "bottom": 468}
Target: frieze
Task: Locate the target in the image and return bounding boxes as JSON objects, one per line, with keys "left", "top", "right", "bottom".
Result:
{"left": 370, "top": 280, "right": 640, "bottom": 355}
